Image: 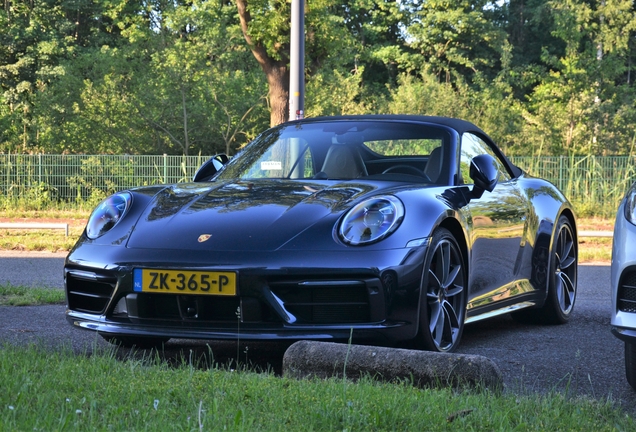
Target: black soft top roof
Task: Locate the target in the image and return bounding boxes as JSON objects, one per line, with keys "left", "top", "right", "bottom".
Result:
{"left": 287, "top": 114, "right": 488, "bottom": 137}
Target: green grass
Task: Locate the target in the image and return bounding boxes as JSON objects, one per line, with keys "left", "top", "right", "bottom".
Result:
{"left": 0, "top": 284, "right": 65, "bottom": 306}
{"left": 0, "top": 344, "right": 633, "bottom": 431}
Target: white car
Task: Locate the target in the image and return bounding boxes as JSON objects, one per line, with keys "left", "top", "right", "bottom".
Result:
{"left": 611, "top": 182, "right": 636, "bottom": 390}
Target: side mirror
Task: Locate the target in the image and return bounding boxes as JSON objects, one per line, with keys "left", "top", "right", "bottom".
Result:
{"left": 469, "top": 154, "right": 498, "bottom": 198}
{"left": 193, "top": 154, "right": 229, "bottom": 182}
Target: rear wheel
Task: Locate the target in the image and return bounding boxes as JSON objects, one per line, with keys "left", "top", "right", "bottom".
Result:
{"left": 626, "top": 342, "right": 636, "bottom": 391}
{"left": 417, "top": 228, "right": 466, "bottom": 353}
{"left": 513, "top": 215, "right": 577, "bottom": 324}
{"left": 101, "top": 335, "right": 170, "bottom": 349}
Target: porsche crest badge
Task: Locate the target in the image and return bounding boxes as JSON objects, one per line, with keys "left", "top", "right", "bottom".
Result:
{"left": 197, "top": 234, "right": 211, "bottom": 243}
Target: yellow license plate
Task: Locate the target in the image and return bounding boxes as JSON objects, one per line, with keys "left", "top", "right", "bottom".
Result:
{"left": 133, "top": 269, "right": 237, "bottom": 296}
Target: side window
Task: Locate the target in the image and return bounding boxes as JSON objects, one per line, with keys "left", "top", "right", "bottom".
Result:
{"left": 459, "top": 133, "right": 511, "bottom": 185}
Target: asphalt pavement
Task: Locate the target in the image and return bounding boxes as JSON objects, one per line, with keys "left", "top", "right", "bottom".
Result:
{"left": 0, "top": 250, "right": 67, "bottom": 288}
{"left": 1, "top": 252, "right": 635, "bottom": 415}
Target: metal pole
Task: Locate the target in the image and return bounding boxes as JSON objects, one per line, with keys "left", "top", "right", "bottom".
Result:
{"left": 289, "top": 0, "right": 305, "bottom": 121}
{"left": 164, "top": 153, "right": 167, "bottom": 184}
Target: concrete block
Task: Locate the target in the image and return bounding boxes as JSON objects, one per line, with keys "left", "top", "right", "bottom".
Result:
{"left": 283, "top": 340, "right": 503, "bottom": 392}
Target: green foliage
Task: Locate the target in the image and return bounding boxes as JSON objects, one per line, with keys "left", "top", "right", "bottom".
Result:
{"left": 519, "top": 0, "right": 636, "bottom": 155}
{"left": 384, "top": 73, "right": 524, "bottom": 155}
{"left": 0, "top": 0, "right": 270, "bottom": 156}
{"left": 335, "top": 0, "right": 411, "bottom": 92}
{"left": 1, "top": 0, "right": 636, "bottom": 156}
{"left": 407, "top": 0, "right": 506, "bottom": 83}
{"left": 5, "top": 181, "right": 57, "bottom": 211}
{"left": 306, "top": 68, "right": 369, "bottom": 116}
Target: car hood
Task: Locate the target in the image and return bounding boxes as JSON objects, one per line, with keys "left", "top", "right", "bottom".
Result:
{"left": 126, "top": 180, "right": 384, "bottom": 251}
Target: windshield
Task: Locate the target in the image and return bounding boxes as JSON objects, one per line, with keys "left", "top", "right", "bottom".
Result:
{"left": 216, "top": 121, "right": 451, "bottom": 183}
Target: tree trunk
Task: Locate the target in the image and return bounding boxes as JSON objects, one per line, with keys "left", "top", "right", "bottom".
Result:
{"left": 235, "top": 0, "right": 289, "bottom": 127}
{"left": 264, "top": 63, "right": 290, "bottom": 126}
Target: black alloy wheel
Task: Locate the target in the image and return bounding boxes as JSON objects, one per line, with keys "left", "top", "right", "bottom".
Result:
{"left": 550, "top": 215, "right": 578, "bottom": 321}
{"left": 418, "top": 228, "right": 466, "bottom": 352}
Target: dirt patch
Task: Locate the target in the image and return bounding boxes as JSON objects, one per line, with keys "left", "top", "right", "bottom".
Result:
{"left": 577, "top": 217, "right": 614, "bottom": 232}
{"left": 0, "top": 218, "right": 86, "bottom": 227}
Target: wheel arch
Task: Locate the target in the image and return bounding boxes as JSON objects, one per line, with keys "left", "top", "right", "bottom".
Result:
{"left": 551, "top": 206, "right": 578, "bottom": 283}
{"left": 526, "top": 200, "right": 578, "bottom": 294}
{"left": 545, "top": 207, "right": 578, "bottom": 286}
{"left": 528, "top": 206, "right": 578, "bottom": 309}
{"left": 438, "top": 217, "right": 469, "bottom": 274}
{"left": 555, "top": 207, "right": 578, "bottom": 247}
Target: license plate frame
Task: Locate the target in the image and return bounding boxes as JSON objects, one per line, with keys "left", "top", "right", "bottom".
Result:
{"left": 133, "top": 269, "right": 237, "bottom": 296}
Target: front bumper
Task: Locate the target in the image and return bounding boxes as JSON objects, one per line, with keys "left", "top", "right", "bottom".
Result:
{"left": 611, "top": 201, "right": 636, "bottom": 342}
{"left": 612, "top": 327, "right": 636, "bottom": 344}
{"left": 65, "top": 243, "right": 427, "bottom": 344}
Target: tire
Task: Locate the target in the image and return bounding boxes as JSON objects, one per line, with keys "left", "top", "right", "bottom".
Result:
{"left": 101, "top": 334, "right": 170, "bottom": 349}
{"left": 626, "top": 342, "right": 636, "bottom": 391}
{"left": 513, "top": 215, "right": 577, "bottom": 324}
{"left": 417, "top": 228, "right": 467, "bottom": 353}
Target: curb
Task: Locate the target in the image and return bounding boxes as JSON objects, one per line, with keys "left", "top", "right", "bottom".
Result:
{"left": 282, "top": 341, "right": 503, "bottom": 392}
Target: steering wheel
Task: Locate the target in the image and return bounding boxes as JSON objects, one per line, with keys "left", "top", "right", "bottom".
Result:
{"left": 382, "top": 165, "right": 429, "bottom": 179}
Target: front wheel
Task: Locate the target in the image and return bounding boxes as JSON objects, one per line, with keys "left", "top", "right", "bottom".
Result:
{"left": 417, "top": 228, "right": 467, "bottom": 353}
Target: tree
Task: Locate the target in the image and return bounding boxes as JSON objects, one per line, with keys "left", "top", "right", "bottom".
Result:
{"left": 406, "top": 0, "right": 506, "bottom": 84}
{"left": 524, "top": 0, "right": 636, "bottom": 154}
{"left": 235, "top": 0, "right": 366, "bottom": 126}
{"left": 133, "top": 0, "right": 269, "bottom": 155}
{"left": 29, "top": 0, "right": 269, "bottom": 155}
{"left": 336, "top": 0, "right": 413, "bottom": 96}
{"left": 235, "top": 0, "right": 290, "bottom": 126}
{"left": 0, "top": 0, "right": 143, "bottom": 153}
{"left": 499, "top": 0, "right": 565, "bottom": 100}
{"left": 0, "top": 1, "right": 71, "bottom": 152}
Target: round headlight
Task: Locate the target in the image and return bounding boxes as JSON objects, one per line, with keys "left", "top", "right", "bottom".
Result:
{"left": 339, "top": 195, "right": 404, "bottom": 245}
{"left": 86, "top": 192, "right": 132, "bottom": 239}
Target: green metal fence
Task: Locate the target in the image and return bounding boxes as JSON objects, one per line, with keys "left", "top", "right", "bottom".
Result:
{"left": 511, "top": 156, "right": 636, "bottom": 212}
{"left": 1, "top": 154, "right": 210, "bottom": 203}
{"left": 2, "top": 154, "right": 636, "bottom": 215}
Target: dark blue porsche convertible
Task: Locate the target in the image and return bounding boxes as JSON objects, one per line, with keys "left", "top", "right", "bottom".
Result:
{"left": 64, "top": 115, "right": 578, "bottom": 352}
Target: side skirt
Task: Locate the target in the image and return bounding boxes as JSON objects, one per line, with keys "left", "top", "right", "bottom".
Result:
{"left": 465, "top": 289, "right": 544, "bottom": 324}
